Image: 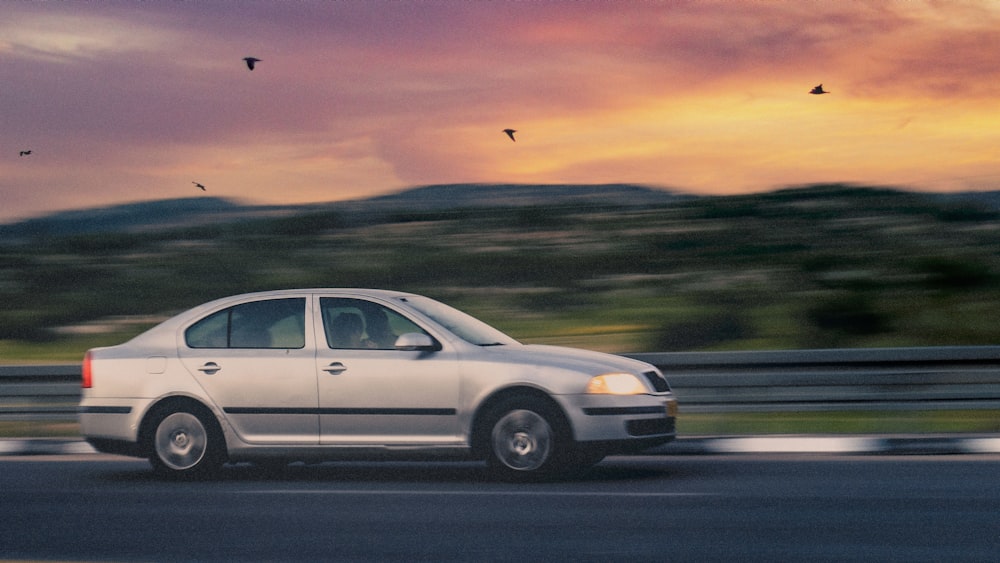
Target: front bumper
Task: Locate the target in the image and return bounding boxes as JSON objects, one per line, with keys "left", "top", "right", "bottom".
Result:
{"left": 566, "top": 393, "right": 677, "bottom": 445}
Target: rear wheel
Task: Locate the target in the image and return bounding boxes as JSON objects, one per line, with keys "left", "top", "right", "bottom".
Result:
{"left": 482, "top": 396, "right": 570, "bottom": 481}
{"left": 147, "top": 407, "right": 225, "bottom": 479}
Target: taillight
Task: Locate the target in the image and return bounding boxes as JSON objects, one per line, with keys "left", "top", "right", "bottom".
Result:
{"left": 82, "top": 350, "right": 93, "bottom": 389}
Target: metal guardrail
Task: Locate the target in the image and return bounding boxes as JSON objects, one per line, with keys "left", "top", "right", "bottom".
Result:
{"left": 0, "top": 364, "right": 82, "bottom": 421}
{"left": 627, "top": 346, "right": 1000, "bottom": 413}
{"left": 4, "top": 346, "right": 1000, "bottom": 421}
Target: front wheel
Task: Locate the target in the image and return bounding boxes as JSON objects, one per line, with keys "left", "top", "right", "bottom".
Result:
{"left": 147, "top": 407, "right": 225, "bottom": 479}
{"left": 482, "top": 397, "right": 570, "bottom": 481}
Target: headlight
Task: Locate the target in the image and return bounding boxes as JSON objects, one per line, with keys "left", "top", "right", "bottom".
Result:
{"left": 585, "top": 373, "right": 648, "bottom": 395}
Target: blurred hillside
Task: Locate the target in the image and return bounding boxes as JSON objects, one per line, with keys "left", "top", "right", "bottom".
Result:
{"left": 3, "top": 182, "right": 1000, "bottom": 360}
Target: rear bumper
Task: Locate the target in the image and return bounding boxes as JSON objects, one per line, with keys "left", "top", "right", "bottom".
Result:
{"left": 78, "top": 398, "right": 146, "bottom": 443}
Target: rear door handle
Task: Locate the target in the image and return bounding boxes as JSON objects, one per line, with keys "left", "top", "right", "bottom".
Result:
{"left": 198, "top": 362, "right": 221, "bottom": 375}
{"left": 323, "top": 362, "right": 347, "bottom": 374}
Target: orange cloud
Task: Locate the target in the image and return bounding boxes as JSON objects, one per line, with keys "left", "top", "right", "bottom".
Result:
{"left": 4, "top": 1, "right": 1000, "bottom": 222}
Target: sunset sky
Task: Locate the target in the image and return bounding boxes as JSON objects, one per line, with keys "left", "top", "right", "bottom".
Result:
{"left": 3, "top": 1, "right": 1000, "bottom": 222}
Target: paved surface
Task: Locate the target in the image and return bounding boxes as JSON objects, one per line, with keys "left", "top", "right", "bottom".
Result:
{"left": 3, "top": 435, "right": 1000, "bottom": 456}
{"left": 7, "top": 456, "right": 1000, "bottom": 561}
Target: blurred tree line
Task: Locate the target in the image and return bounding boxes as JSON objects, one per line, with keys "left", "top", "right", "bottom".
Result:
{"left": 3, "top": 184, "right": 1000, "bottom": 355}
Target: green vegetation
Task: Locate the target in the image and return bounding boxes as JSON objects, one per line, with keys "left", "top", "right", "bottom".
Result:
{"left": 678, "top": 410, "right": 1000, "bottom": 436}
{"left": 4, "top": 184, "right": 1000, "bottom": 361}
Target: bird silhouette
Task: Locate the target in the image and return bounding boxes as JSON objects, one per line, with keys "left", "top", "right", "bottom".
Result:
{"left": 19, "top": 150, "right": 31, "bottom": 157}
{"left": 809, "top": 84, "right": 829, "bottom": 95}
{"left": 243, "top": 57, "right": 261, "bottom": 71}
{"left": 503, "top": 129, "right": 517, "bottom": 142}
{"left": 193, "top": 182, "right": 206, "bottom": 191}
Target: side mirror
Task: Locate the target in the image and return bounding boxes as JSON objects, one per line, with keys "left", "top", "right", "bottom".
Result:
{"left": 394, "top": 332, "right": 439, "bottom": 352}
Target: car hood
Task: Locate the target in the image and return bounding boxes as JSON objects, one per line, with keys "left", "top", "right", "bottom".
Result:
{"left": 484, "top": 343, "right": 658, "bottom": 377}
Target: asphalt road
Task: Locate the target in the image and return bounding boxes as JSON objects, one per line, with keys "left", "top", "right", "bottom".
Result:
{"left": 2, "top": 455, "right": 999, "bottom": 562}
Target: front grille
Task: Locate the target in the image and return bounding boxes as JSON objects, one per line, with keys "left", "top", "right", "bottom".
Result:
{"left": 642, "top": 370, "right": 671, "bottom": 392}
{"left": 627, "top": 417, "right": 675, "bottom": 436}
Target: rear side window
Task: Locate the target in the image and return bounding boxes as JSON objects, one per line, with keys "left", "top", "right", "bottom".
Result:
{"left": 185, "top": 298, "right": 306, "bottom": 349}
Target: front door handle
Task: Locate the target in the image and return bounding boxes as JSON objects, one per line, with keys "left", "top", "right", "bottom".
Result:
{"left": 323, "top": 362, "right": 347, "bottom": 374}
{"left": 198, "top": 362, "right": 221, "bottom": 375}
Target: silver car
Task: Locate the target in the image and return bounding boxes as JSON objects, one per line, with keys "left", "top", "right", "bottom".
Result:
{"left": 79, "top": 289, "right": 677, "bottom": 480}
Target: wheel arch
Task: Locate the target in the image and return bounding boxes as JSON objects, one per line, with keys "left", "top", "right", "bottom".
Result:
{"left": 137, "top": 395, "right": 227, "bottom": 460}
{"left": 469, "top": 386, "right": 573, "bottom": 459}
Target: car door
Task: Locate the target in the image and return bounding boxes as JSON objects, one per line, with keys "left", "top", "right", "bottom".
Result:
{"left": 178, "top": 297, "right": 319, "bottom": 444}
{"left": 314, "top": 296, "right": 461, "bottom": 446}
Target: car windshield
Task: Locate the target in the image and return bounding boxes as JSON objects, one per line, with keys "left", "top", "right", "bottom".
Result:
{"left": 398, "top": 295, "right": 519, "bottom": 346}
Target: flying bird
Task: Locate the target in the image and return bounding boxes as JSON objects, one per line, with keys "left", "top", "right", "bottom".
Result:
{"left": 809, "top": 84, "right": 829, "bottom": 95}
{"left": 19, "top": 150, "right": 31, "bottom": 157}
{"left": 193, "top": 182, "right": 206, "bottom": 191}
{"left": 503, "top": 129, "right": 517, "bottom": 142}
{"left": 243, "top": 57, "right": 261, "bottom": 71}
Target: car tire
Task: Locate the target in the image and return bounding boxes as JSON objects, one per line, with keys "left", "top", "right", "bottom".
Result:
{"left": 147, "top": 406, "right": 225, "bottom": 479}
{"left": 482, "top": 396, "right": 571, "bottom": 482}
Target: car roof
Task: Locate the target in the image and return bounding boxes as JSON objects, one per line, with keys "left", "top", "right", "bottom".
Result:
{"left": 191, "top": 288, "right": 423, "bottom": 311}
{"left": 217, "top": 288, "right": 415, "bottom": 300}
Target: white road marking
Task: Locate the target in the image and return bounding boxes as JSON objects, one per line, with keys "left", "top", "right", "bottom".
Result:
{"left": 962, "top": 438, "right": 1000, "bottom": 454}
{"left": 707, "top": 436, "right": 882, "bottom": 454}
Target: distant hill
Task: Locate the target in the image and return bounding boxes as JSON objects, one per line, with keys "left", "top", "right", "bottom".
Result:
{"left": 361, "top": 183, "right": 685, "bottom": 210}
{"left": 936, "top": 190, "right": 1000, "bottom": 211}
{"left": 0, "top": 197, "right": 275, "bottom": 238}
{"left": 0, "top": 183, "right": 683, "bottom": 237}
{"left": 6, "top": 182, "right": 999, "bottom": 238}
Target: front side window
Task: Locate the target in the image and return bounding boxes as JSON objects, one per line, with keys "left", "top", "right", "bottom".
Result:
{"left": 321, "top": 298, "right": 427, "bottom": 350}
{"left": 186, "top": 298, "right": 306, "bottom": 349}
